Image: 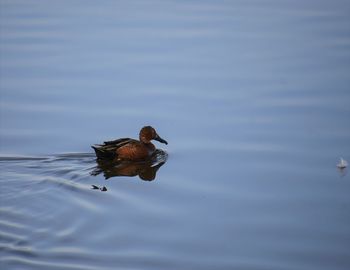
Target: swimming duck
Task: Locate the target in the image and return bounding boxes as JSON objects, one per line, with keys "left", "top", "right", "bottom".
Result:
{"left": 92, "top": 126, "right": 168, "bottom": 161}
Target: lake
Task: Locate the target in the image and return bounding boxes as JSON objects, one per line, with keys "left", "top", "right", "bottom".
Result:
{"left": 1, "top": 1, "right": 350, "bottom": 269}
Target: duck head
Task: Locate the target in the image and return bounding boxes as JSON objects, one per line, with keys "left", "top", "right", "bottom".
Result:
{"left": 139, "top": 126, "right": 168, "bottom": 145}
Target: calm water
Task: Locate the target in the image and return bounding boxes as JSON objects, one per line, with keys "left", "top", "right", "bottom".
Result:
{"left": 1, "top": 1, "right": 350, "bottom": 269}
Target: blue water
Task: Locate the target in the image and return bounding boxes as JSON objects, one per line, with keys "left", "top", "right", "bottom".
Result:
{"left": 1, "top": 1, "right": 350, "bottom": 269}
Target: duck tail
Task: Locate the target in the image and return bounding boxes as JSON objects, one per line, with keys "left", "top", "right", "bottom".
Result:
{"left": 91, "top": 145, "right": 116, "bottom": 160}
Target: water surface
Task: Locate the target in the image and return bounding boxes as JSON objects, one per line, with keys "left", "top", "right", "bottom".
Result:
{"left": 1, "top": 1, "right": 350, "bottom": 269}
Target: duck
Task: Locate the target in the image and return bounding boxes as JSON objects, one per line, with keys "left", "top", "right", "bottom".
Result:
{"left": 91, "top": 126, "right": 168, "bottom": 161}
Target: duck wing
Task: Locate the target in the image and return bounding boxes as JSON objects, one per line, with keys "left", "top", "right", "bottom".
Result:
{"left": 103, "top": 138, "right": 132, "bottom": 146}
{"left": 92, "top": 138, "right": 136, "bottom": 159}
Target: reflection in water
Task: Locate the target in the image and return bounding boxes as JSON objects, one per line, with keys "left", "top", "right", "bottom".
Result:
{"left": 90, "top": 149, "right": 168, "bottom": 182}
{"left": 337, "top": 167, "right": 347, "bottom": 178}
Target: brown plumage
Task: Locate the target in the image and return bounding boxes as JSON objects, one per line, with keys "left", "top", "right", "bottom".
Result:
{"left": 91, "top": 126, "right": 168, "bottom": 161}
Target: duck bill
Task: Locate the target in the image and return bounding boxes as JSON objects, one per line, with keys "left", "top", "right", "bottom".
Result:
{"left": 155, "top": 134, "right": 168, "bottom": 145}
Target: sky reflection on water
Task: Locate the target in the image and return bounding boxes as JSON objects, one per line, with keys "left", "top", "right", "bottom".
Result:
{"left": 1, "top": 0, "right": 350, "bottom": 269}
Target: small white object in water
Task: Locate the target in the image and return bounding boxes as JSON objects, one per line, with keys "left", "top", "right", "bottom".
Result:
{"left": 337, "top": 158, "right": 348, "bottom": 169}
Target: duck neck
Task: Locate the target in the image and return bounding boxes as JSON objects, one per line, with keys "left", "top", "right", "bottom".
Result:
{"left": 139, "top": 136, "right": 151, "bottom": 144}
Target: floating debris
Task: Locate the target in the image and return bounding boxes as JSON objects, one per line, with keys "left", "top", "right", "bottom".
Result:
{"left": 337, "top": 158, "right": 348, "bottom": 169}
{"left": 91, "top": 185, "right": 100, "bottom": 189}
{"left": 91, "top": 185, "right": 107, "bottom": 192}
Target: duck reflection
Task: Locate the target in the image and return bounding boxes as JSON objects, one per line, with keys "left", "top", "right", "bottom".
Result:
{"left": 90, "top": 149, "right": 168, "bottom": 182}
